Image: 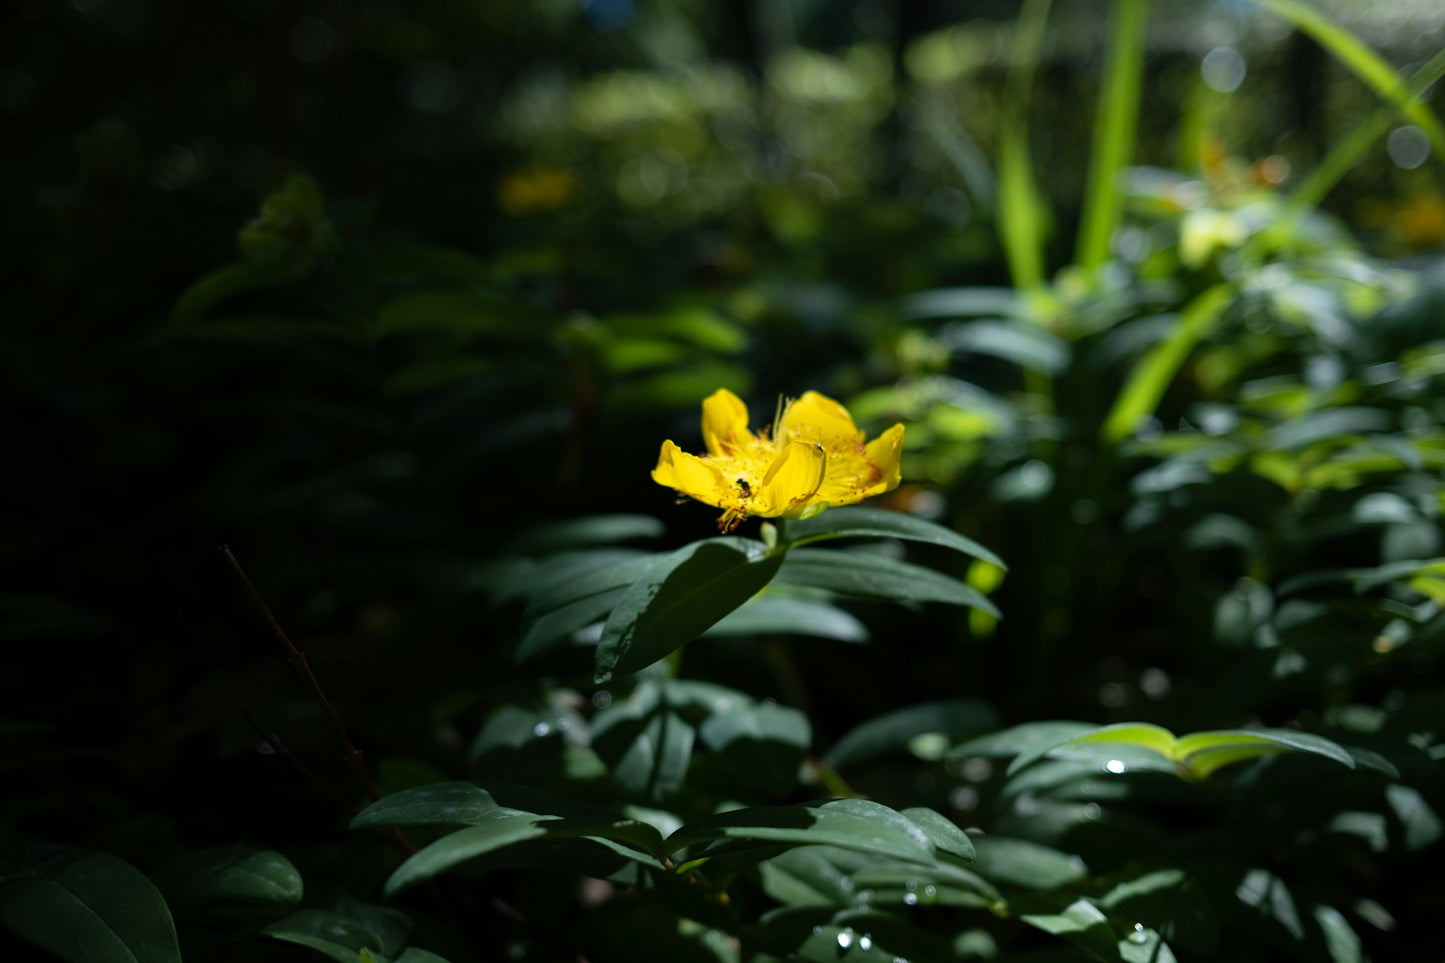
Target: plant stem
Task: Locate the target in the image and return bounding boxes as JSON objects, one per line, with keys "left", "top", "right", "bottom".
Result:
{"left": 220, "top": 545, "right": 383, "bottom": 804}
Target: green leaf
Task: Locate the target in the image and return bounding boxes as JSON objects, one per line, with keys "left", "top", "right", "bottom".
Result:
{"left": 899, "top": 286, "right": 1027, "bottom": 321}
{"left": 591, "top": 690, "right": 697, "bottom": 802}
{"left": 1173, "top": 729, "right": 1355, "bottom": 779}
{"left": 942, "top": 319, "right": 1071, "bottom": 373}
{"left": 512, "top": 550, "right": 662, "bottom": 617}
{"left": 949, "top": 721, "right": 1095, "bottom": 760}
{"left": 264, "top": 907, "right": 408, "bottom": 962}
{"left": 847, "top": 861, "right": 1001, "bottom": 907}
{"left": 595, "top": 539, "right": 782, "bottom": 682}
{"left": 169, "top": 259, "right": 308, "bottom": 325}
{"left": 1312, "top": 904, "right": 1363, "bottom": 963}
{"left": 900, "top": 808, "right": 975, "bottom": 862}
{"left": 383, "top": 810, "right": 556, "bottom": 896}
{"left": 971, "top": 836, "right": 1086, "bottom": 889}
{"left": 1097, "top": 869, "right": 1218, "bottom": 954}
{"left": 702, "top": 595, "right": 868, "bottom": 643}
{"left": 775, "top": 548, "right": 998, "bottom": 613}
{"left": 758, "top": 848, "right": 859, "bottom": 907}
{"left": 154, "top": 846, "right": 302, "bottom": 917}
{"left": 826, "top": 698, "right": 1000, "bottom": 770}
{"left": 1004, "top": 722, "right": 1355, "bottom": 780}
{"left": 668, "top": 799, "right": 938, "bottom": 867}
{"left": 1020, "top": 898, "right": 1120, "bottom": 961}
{"left": 1102, "top": 284, "right": 1234, "bottom": 443}
{"left": 1007, "top": 722, "right": 1178, "bottom": 776}
{"left": 351, "top": 782, "right": 501, "bottom": 829}
{"left": 1236, "top": 868, "right": 1304, "bottom": 940}
{"left": 0, "top": 851, "right": 181, "bottom": 963}
{"left": 697, "top": 701, "right": 811, "bottom": 795}
{"left": 514, "top": 588, "right": 624, "bottom": 664}
{"left": 784, "top": 506, "right": 1005, "bottom": 567}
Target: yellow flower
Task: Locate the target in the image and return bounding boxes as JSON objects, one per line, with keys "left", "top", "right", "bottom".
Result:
{"left": 653, "top": 389, "right": 905, "bottom": 531}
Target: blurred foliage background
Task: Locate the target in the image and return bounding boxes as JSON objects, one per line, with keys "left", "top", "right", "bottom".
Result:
{"left": 4, "top": 0, "right": 1445, "bottom": 960}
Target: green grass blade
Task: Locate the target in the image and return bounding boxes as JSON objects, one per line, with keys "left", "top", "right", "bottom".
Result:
{"left": 1101, "top": 283, "right": 1233, "bottom": 443}
{"left": 997, "top": 0, "right": 1052, "bottom": 291}
{"left": 1259, "top": 0, "right": 1445, "bottom": 160}
{"left": 1076, "top": 0, "right": 1148, "bottom": 271}
{"left": 1254, "top": 47, "right": 1445, "bottom": 251}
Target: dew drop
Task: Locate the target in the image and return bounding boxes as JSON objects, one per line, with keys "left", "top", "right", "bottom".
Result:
{"left": 857, "top": 933, "right": 873, "bottom": 951}
{"left": 532, "top": 721, "right": 552, "bottom": 737}
{"left": 857, "top": 888, "right": 874, "bottom": 902}
{"left": 1128, "top": 923, "right": 1149, "bottom": 944}
{"left": 923, "top": 884, "right": 937, "bottom": 900}
{"left": 903, "top": 892, "right": 919, "bottom": 905}
{"left": 1104, "top": 758, "right": 1128, "bottom": 774}
{"left": 836, "top": 929, "right": 854, "bottom": 950}
{"left": 811, "top": 925, "right": 823, "bottom": 936}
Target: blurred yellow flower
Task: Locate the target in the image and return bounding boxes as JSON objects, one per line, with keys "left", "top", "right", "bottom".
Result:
{"left": 653, "top": 389, "right": 904, "bottom": 531}
{"left": 496, "top": 166, "right": 576, "bottom": 215}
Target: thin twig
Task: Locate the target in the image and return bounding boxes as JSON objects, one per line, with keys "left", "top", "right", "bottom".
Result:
{"left": 240, "top": 703, "right": 353, "bottom": 810}
{"left": 220, "top": 544, "right": 383, "bottom": 803}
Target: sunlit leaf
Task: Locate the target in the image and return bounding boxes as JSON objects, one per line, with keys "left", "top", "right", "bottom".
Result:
{"left": 595, "top": 538, "right": 782, "bottom": 682}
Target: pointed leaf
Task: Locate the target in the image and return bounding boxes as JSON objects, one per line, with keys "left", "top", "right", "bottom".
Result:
{"left": 668, "top": 799, "right": 937, "bottom": 866}
{"left": 702, "top": 595, "right": 868, "bottom": 642}
{"left": 827, "top": 698, "right": 999, "bottom": 770}
{"left": 776, "top": 549, "right": 998, "bottom": 613}
{"left": 352, "top": 782, "right": 501, "bottom": 829}
{"left": 595, "top": 539, "right": 781, "bottom": 682}
{"left": 0, "top": 851, "right": 181, "bottom": 963}
{"left": 784, "top": 507, "right": 1004, "bottom": 567}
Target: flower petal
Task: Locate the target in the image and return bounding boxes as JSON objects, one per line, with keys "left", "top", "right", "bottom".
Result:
{"left": 861, "top": 423, "right": 905, "bottom": 497}
{"left": 653, "top": 440, "right": 728, "bottom": 507}
{"left": 756, "top": 441, "right": 827, "bottom": 515}
{"left": 701, "top": 389, "right": 750, "bottom": 456}
{"left": 778, "top": 391, "right": 864, "bottom": 448}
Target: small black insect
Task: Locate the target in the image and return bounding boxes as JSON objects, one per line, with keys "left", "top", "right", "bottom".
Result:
{"left": 736, "top": 478, "right": 752, "bottom": 496}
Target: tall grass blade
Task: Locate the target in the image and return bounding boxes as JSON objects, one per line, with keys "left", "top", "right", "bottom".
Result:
{"left": 1076, "top": 0, "right": 1148, "bottom": 272}
{"left": 1101, "top": 284, "right": 1233, "bottom": 443}
{"left": 1255, "top": 47, "right": 1445, "bottom": 250}
{"left": 1258, "top": 0, "right": 1445, "bottom": 161}
{"left": 997, "top": 0, "right": 1052, "bottom": 292}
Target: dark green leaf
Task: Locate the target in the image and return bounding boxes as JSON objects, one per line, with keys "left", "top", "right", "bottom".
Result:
{"left": 591, "top": 702, "right": 696, "bottom": 801}
{"left": 827, "top": 698, "right": 999, "bottom": 770}
{"left": 702, "top": 595, "right": 868, "bottom": 642}
{"left": 900, "top": 808, "right": 975, "bottom": 861}
{"left": 775, "top": 548, "right": 998, "bottom": 613}
{"left": 595, "top": 539, "right": 782, "bottom": 682}
{"left": 383, "top": 810, "right": 557, "bottom": 896}
{"left": 784, "top": 507, "right": 1004, "bottom": 567}
{"left": 153, "top": 846, "right": 302, "bottom": 917}
{"left": 0, "top": 851, "right": 181, "bottom": 963}
{"left": 668, "top": 799, "right": 936, "bottom": 867}
{"left": 352, "top": 782, "right": 501, "bottom": 829}
{"left": 971, "top": 836, "right": 1086, "bottom": 889}
{"left": 942, "top": 318, "right": 1071, "bottom": 373}
{"left": 264, "top": 906, "right": 408, "bottom": 962}
{"left": 1020, "top": 898, "right": 1121, "bottom": 962}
